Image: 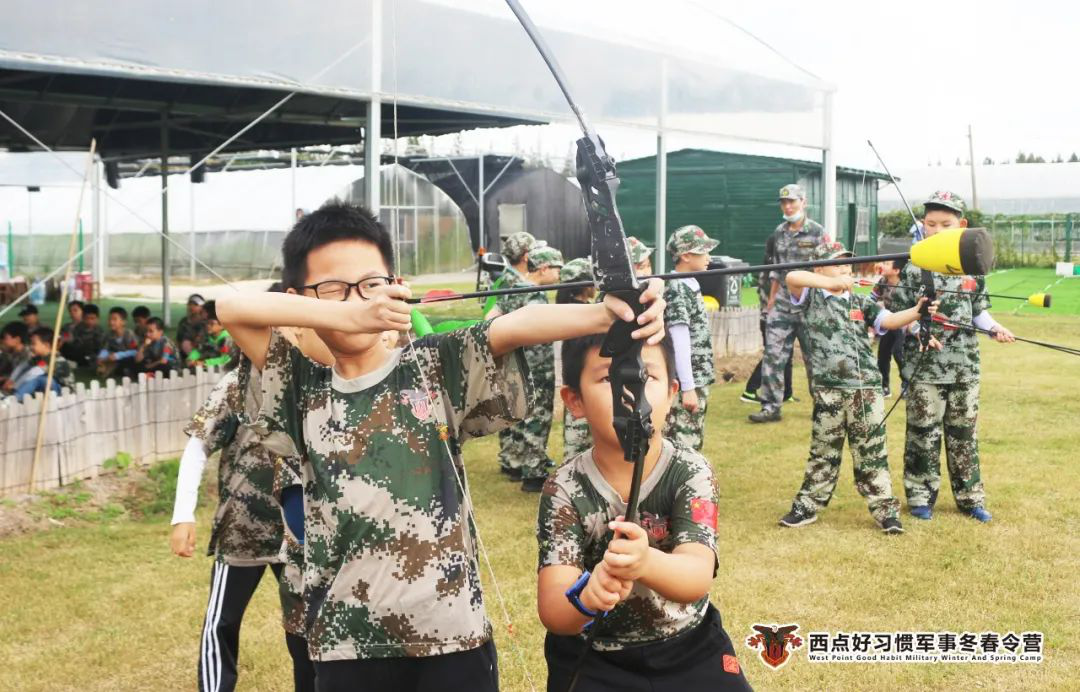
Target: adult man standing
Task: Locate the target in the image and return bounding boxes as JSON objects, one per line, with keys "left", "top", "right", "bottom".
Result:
{"left": 749, "top": 184, "right": 829, "bottom": 423}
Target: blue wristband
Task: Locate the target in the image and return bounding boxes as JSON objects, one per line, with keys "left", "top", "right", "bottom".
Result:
{"left": 565, "top": 570, "right": 601, "bottom": 619}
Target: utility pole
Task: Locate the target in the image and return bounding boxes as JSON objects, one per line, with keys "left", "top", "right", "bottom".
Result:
{"left": 967, "top": 124, "right": 978, "bottom": 210}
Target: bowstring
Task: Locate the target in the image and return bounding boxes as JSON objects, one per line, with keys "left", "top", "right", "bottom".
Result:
{"left": 388, "top": 3, "right": 534, "bottom": 689}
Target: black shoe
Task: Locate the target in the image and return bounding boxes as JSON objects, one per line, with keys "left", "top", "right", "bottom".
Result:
{"left": 521, "top": 477, "right": 547, "bottom": 493}
{"left": 500, "top": 467, "right": 523, "bottom": 482}
{"left": 779, "top": 507, "right": 817, "bottom": 527}
{"left": 880, "top": 517, "right": 904, "bottom": 534}
{"left": 883, "top": 385, "right": 892, "bottom": 398}
{"left": 749, "top": 408, "right": 782, "bottom": 424}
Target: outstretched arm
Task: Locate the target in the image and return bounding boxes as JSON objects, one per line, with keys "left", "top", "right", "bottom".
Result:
{"left": 218, "top": 285, "right": 412, "bottom": 369}
{"left": 488, "top": 278, "right": 666, "bottom": 358}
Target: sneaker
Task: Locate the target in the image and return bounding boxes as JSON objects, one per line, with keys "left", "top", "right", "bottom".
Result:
{"left": 883, "top": 385, "right": 892, "bottom": 398}
{"left": 779, "top": 507, "right": 818, "bottom": 527}
{"left": 967, "top": 507, "right": 992, "bottom": 523}
{"left": 783, "top": 394, "right": 799, "bottom": 403}
{"left": 500, "top": 467, "right": 523, "bottom": 482}
{"left": 909, "top": 505, "right": 933, "bottom": 520}
{"left": 739, "top": 391, "right": 759, "bottom": 404}
{"left": 749, "top": 408, "right": 782, "bottom": 424}
{"left": 880, "top": 517, "right": 904, "bottom": 534}
{"left": 899, "top": 382, "right": 909, "bottom": 400}
{"left": 521, "top": 477, "right": 547, "bottom": 493}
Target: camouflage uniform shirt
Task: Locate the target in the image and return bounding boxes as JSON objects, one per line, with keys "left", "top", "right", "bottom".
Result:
{"left": 496, "top": 275, "right": 553, "bottom": 396}
{"left": 888, "top": 263, "right": 990, "bottom": 384}
{"left": 102, "top": 329, "right": 139, "bottom": 357}
{"left": 273, "top": 453, "right": 307, "bottom": 636}
{"left": 795, "top": 288, "right": 890, "bottom": 389}
{"left": 71, "top": 322, "right": 106, "bottom": 355}
{"left": 537, "top": 440, "right": 719, "bottom": 650}
{"left": 663, "top": 278, "right": 715, "bottom": 387}
{"left": 243, "top": 324, "right": 529, "bottom": 661}
{"left": 768, "top": 219, "right": 828, "bottom": 312}
{"left": 185, "top": 367, "right": 296, "bottom": 565}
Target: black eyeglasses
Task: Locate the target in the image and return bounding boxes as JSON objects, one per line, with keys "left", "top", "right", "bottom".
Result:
{"left": 301, "top": 276, "right": 395, "bottom": 301}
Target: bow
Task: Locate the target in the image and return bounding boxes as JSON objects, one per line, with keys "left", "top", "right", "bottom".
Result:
{"left": 504, "top": 0, "right": 653, "bottom": 523}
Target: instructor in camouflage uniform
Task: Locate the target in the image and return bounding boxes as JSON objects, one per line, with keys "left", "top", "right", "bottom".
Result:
{"left": 750, "top": 184, "right": 829, "bottom": 423}
{"left": 492, "top": 244, "right": 565, "bottom": 491}
{"left": 887, "top": 191, "right": 1013, "bottom": 523}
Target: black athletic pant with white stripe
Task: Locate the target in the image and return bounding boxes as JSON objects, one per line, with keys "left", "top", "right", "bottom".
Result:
{"left": 199, "top": 559, "right": 316, "bottom": 692}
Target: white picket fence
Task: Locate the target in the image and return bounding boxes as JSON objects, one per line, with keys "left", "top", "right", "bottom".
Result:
{"left": 1, "top": 367, "right": 226, "bottom": 496}
{"left": 707, "top": 307, "right": 763, "bottom": 358}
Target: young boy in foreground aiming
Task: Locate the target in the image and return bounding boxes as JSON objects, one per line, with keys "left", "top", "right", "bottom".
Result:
{"left": 218, "top": 201, "right": 665, "bottom": 691}
{"left": 779, "top": 242, "right": 936, "bottom": 533}
{"left": 536, "top": 334, "right": 751, "bottom": 691}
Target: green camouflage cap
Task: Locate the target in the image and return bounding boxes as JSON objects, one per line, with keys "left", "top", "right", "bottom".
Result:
{"left": 626, "top": 236, "right": 654, "bottom": 264}
{"left": 812, "top": 240, "right": 853, "bottom": 261}
{"left": 667, "top": 225, "right": 719, "bottom": 256}
{"left": 924, "top": 190, "right": 965, "bottom": 214}
{"left": 502, "top": 231, "right": 537, "bottom": 262}
{"left": 527, "top": 245, "right": 564, "bottom": 271}
{"left": 559, "top": 257, "right": 593, "bottom": 282}
{"left": 778, "top": 183, "right": 806, "bottom": 201}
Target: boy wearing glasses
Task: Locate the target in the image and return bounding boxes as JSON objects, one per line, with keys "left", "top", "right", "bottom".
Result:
{"left": 218, "top": 201, "right": 666, "bottom": 692}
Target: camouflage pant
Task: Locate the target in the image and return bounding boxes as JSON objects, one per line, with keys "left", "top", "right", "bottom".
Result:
{"left": 663, "top": 386, "right": 710, "bottom": 451}
{"left": 903, "top": 381, "right": 984, "bottom": 510}
{"left": 792, "top": 388, "right": 900, "bottom": 524}
{"left": 759, "top": 307, "right": 812, "bottom": 412}
{"left": 563, "top": 407, "right": 592, "bottom": 462}
{"left": 498, "top": 376, "right": 554, "bottom": 480}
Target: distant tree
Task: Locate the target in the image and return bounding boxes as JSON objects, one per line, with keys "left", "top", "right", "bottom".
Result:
{"left": 451, "top": 132, "right": 465, "bottom": 156}
{"left": 1032, "top": 154, "right": 1046, "bottom": 163}
{"left": 982, "top": 156, "right": 994, "bottom": 165}
{"left": 1070, "top": 152, "right": 1080, "bottom": 163}
{"left": 1016, "top": 150, "right": 1027, "bottom": 163}
{"left": 955, "top": 157, "right": 962, "bottom": 166}
{"left": 1054, "top": 153, "right": 1065, "bottom": 163}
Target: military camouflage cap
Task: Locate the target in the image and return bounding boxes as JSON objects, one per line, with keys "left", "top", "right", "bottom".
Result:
{"left": 560, "top": 257, "right": 593, "bottom": 282}
{"left": 502, "top": 231, "right": 537, "bottom": 262}
{"left": 527, "top": 245, "right": 565, "bottom": 271}
{"left": 924, "top": 190, "right": 965, "bottom": 214}
{"left": 626, "top": 236, "right": 654, "bottom": 264}
{"left": 812, "top": 240, "right": 853, "bottom": 261}
{"left": 667, "top": 225, "right": 719, "bottom": 256}
{"left": 778, "top": 183, "right": 806, "bottom": 201}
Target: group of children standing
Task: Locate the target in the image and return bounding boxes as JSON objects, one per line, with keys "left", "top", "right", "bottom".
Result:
{"left": 168, "top": 187, "right": 1009, "bottom": 691}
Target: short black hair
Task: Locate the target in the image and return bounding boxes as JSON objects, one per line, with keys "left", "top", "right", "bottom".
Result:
{"left": 133, "top": 305, "right": 151, "bottom": 320}
{"left": 2, "top": 321, "right": 28, "bottom": 342}
{"left": 68, "top": 300, "right": 84, "bottom": 311}
{"left": 30, "top": 327, "right": 55, "bottom": 345}
{"left": 923, "top": 203, "right": 963, "bottom": 219}
{"left": 109, "top": 306, "right": 128, "bottom": 319}
{"left": 83, "top": 303, "right": 100, "bottom": 317}
{"left": 267, "top": 281, "right": 284, "bottom": 293}
{"left": 203, "top": 300, "right": 218, "bottom": 322}
{"left": 281, "top": 199, "right": 395, "bottom": 290}
{"left": 561, "top": 332, "right": 676, "bottom": 391}
{"left": 147, "top": 317, "right": 165, "bottom": 331}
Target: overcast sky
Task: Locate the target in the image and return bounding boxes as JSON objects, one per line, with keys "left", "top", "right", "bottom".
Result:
{"left": 446, "top": 0, "right": 1079, "bottom": 172}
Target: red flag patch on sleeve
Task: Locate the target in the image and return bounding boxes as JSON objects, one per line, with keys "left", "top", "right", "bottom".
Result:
{"left": 690, "top": 497, "right": 718, "bottom": 529}
{"left": 961, "top": 277, "right": 977, "bottom": 292}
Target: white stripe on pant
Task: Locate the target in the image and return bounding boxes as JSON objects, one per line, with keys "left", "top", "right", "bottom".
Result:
{"left": 200, "top": 561, "right": 228, "bottom": 692}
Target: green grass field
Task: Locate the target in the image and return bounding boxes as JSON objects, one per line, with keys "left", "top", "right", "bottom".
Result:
{"left": 1, "top": 270, "right": 1078, "bottom": 691}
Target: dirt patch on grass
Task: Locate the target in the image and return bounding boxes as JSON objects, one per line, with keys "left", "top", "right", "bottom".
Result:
{"left": 0, "top": 458, "right": 214, "bottom": 540}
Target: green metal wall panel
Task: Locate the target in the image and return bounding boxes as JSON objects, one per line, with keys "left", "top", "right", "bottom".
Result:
{"left": 617, "top": 149, "right": 884, "bottom": 265}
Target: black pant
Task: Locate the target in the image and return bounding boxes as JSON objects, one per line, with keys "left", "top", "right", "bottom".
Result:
{"left": 877, "top": 329, "right": 906, "bottom": 386}
{"left": 199, "top": 560, "right": 316, "bottom": 692}
{"left": 314, "top": 640, "right": 498, "bottom": 692}
{"left": 745, "top": 319, "right": 793, "bottom": 399}
{"left": 545, "top": 604, "right": 753, "bottom": 692}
